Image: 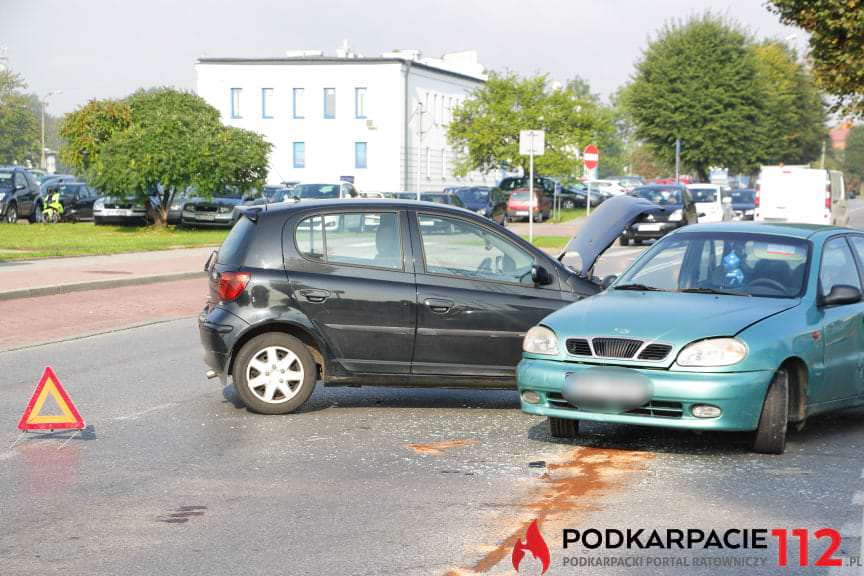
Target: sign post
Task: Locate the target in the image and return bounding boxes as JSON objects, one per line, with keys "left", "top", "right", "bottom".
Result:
{"left": 583, "top": 144, "right": 599, "bottom": 216}
{"left": 520, "top": 130, "right": 545, "bottom": 243}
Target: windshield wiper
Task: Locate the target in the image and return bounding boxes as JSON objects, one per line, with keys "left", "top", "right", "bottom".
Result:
{"left": 679, "top": 287, "right": 750, "bottom": 296}
{"left": 614, "top": 283, "right": 665, "bottom": 292}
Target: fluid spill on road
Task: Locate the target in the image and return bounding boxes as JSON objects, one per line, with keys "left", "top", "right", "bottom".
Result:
{"left": 445, "top": 446, "right": 653, "bottom": 575}
{"left": 406, "top": 439, "right": 479, "bottom": 456}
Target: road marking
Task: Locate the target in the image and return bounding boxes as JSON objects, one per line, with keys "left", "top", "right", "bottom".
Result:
{"left": 113, "top": 402, "right": 179, "bottom": 421}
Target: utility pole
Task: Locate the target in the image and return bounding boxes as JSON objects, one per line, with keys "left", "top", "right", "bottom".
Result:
{"left": 820, "top": 139, "right": 826, "bottom": 169}
{"left": 675, "top": 138, "right": 681, "bottom": 184}
{"left": 40, "top": 90, "right": 62, "bottom": 171}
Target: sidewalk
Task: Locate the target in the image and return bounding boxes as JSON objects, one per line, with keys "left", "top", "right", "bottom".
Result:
{"left": 507, "top": 215, "right": 585, "bottom": 237}
{"left": 0, "top": 247, "right": 213, "bottom": 301}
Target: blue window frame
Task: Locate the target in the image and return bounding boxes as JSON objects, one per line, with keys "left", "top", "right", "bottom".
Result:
{"left": 261, "top": 88, "right": 273, "bottom": 118}
{"left": 323, "top": 88, "right": 335, "bottom": 119}
{"left": 293, "top": 88, "right": 304, "bottom": 119}
{"left": 230, "top": 88, "right": 242, "bottom": 119}
{"left": 293, "top": 142, "right": 305, "bottom": 168}
{"left": 355, "top": 142, "right": 367, "bottom": 169}
{"left": 355, "top": 87, "right": 367, "bottom": 119}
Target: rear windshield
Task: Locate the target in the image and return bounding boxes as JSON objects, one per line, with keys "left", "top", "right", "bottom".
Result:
{"left": 456, "top": 187, "right": 489, "bottom": 203}
{"left": 294, "top": 184, "right": 340, "bottom": 199}
{"left": 510, "top": 192, "right": 530, "bottom": 200}
{"left": 727, "top": 189, "right": 755, "bottom": 203}
{"left": 218, "top": 216, "right": 254, "bottom": 265}
{"left": 634, "top": 187, "right": 682, "bottom": 206}
{"left": 690, "top": 188, "right": 719, "bottom": 203}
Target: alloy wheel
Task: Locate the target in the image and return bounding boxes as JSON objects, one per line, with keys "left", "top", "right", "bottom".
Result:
{"left": 245, "top": 346, "right": 305, "bottom": 404}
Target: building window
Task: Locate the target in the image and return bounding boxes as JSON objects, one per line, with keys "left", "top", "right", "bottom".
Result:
{"left": 293, "top": 88, "right": 304, "bottom": 119}
{"left": 355, "top": 88, "right": 367, "bottom": 119}
{"left": 425, "top": 147, "right": 431, "bottom": 179}
{"left": 261, "top": 88, "right": 273, "bottom": 118}
{"left": 355, "top": 142, "right": 367, "bottom": 169}
{"left": 324, "top": 88, "right": 336, "bottom": 119}
{"left": 293, "top": 142, "right": 305, "bottom": 168}
{"left": 230, "top": 88, "right": 242, "bottom": 119}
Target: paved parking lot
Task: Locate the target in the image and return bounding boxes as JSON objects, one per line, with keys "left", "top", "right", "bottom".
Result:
{"left": 2, "top": 202, "right": 864, "bottom": 575}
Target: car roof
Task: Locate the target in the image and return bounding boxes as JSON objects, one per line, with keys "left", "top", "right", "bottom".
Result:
{"left": 254, "top": 198, "right": 475, "bottom": 216}
{"left": 673, "top": 221, "right": 853, "bottom": 239}
{"left": 686, "top": 183, "right": 720, "bottom": 188}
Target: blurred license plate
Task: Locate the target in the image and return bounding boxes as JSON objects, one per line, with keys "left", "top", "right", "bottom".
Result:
{"left": 639, "top": 223, "right": 661, "bottom": 231}
{"left": 197, "top": 213, "right": 216, "bottom": 221}
{"left": 563, "top": 368, "right": 652, "bottom": 411}
{"left": 104, "top": 209, "right": 132, "bottom": 216}
{"left": 515, "top": 210, "right": 529, "bottom": 216}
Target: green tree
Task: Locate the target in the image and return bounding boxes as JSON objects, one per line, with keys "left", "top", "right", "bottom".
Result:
{"left": 751, "top": 41, "right": 826, "bottom": 165}
{"left": 447, "top": 72, "right": 615, "bottom": 178}
{"left": 767, "top": 0, "right": 864, "bottom": 115}
{"left": 60, "top": 88, "right": 271, "bottom": 226}
{"left": 843, "top": 125, "right": 864, "bottom": 194}
{"left": 0, "top": 70, "right": 39, "bottom": 165}
{"left": 623, "top": 14, "right": 763, "bottom": 180}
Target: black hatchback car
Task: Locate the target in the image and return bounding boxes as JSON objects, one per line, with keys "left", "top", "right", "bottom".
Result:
{"left": 619, "top": 185, "right": 698, "bottom": 245}
{"left": 198, "top": 196, "right": 664, "bottom": 414}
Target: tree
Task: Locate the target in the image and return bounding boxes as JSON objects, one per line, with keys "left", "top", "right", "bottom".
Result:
{"left": 751, "top": 41, "right": 826, "bottom": 165}
{"left": 0, "top": 70, "right": 39, "bottom": 165}
{"left": 60, "top": 88, "right": 271, "bottom": 226}
{"left": 623, "top": 14, "right": 764, "bottom": 180}
{"left": 843, "top": 125, "right": 864, "bottom": 194}
{"left": 767, "top": 0, "right": 864, "bottom": 115}
{"left": 447, "top": 72, "right": 615, "bottom": 178}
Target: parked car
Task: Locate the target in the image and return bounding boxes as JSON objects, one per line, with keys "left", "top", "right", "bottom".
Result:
{"left": 54, "top": 182, "right": 99, "bottom": 222}
{"left": 167, "top": 189, "right": 189, "bottom": 225}
{"left": 507, "top": 188, "right": 552, "bottom": 222}
{"left": 0, "top": 166, "right": 43, "bottom": 223}
{"left": 499, "top": 175, "right": 590, "bottom": 209}
{"left": 197, "top": 196, "right": 665, "bottom": 414}
{"left": 263, "top": 185, "right": 292, "bottom": 204}
{"left": 687, "top": 183, "right": 733, "bottom": 223}
{"left": 291, "top": 182, "right": 359, "bottom": 200}
{"left": 755, "top": 166, "right": 848, "bottom": 226}
{"left": 453, "top": 186, "right": 507, "bottom": 224}
{"left": 608, "top": 175, "right": 645, "bottom": 193}
{"left": 40, "top": 174, "right": 77, "bottom": 195}
{"left": 724, "top": 188, "right": 756, "bottom": 221}
{"left": 93, "top": 188, "right": 161, "bottom": 225}
{"left": 181, "top": 188, "right": 267, "bottom": 228}
{"left": 619, "top": 185, "right": 699, "bottom": 246}
{"left": 518, "top": 222, "right": 864, "bottom": 454}
{"left": 392, "top": 191, "right": 465, "bottom": 207}
{"left": 26, "top": 169, "right": 48, "bottom": 185}
{"left": 587, "top": 179, "right": 627, "bottom": 197}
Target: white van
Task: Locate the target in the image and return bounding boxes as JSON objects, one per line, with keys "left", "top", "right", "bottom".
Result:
{"left": 755, "top": 166, "right": 848, "bottom": 226}
{"left": 686, "top": 183, "right": 733, "bottom": 223}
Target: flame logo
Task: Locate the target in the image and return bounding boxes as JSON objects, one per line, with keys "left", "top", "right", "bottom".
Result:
{"left": 511, "top": 519, "right": 551, "bottom": 574}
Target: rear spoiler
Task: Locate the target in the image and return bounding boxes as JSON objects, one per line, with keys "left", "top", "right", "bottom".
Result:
{"left": 235, "top": 205, "right": 264, "bottom": 223}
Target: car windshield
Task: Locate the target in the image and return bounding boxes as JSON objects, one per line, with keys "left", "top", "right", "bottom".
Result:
{"left": 634, "top": 187, "right": 682, "bottom": 206}
{"left": 294, "top": 184, "right": 340, "bottom": 199}
{"left": 510, "top": 191, "right": 530, "bottom": 201}
{"left": 58, "top": 184, "right": 82, "bottom": 196}
{"left": 727, "top": 189, "right": 755, "bottom": 203}
{"left": 616, "top": 232, "right": 810, "bottom": 298}
{"left": 499, "top": 178, "right": 528, "bottom": 191}
{"left": 456, "top": 187, "right": 489, "bottom": 203}
{"left": 690, "top": 188, "right": 719, "bottom": 203}
{"left": 0, "top": 172, "right": 12, "bottom": 189}
{"left": 263, "top": 187, "right": 286, "bottom": 201}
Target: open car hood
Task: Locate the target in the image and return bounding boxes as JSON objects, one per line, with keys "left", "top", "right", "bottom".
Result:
{"left": 558, "top": 195, "right": 667, "bottom": 276}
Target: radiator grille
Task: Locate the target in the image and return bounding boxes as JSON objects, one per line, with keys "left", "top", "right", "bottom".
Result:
{"left": 638, "top": 344, "right": 673, "bottom": 361}
{"left": 565, "top": 338, "right": 592, "bottom": 356}
{"left": 592, "top": 338, "right": 642, "bottom": 359}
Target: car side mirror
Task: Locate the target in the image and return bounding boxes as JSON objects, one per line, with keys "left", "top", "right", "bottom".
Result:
{"left": 820, "top": 284, "right": 862, "bottom": 307}
{"left": 531, "top": 265, "right": 553, "bottom": 286}
{"left": 601, "top": 275, "right": 617, "bottom": 289}
{"left": 14, "top": 184, "right": 25, "bottom": 191}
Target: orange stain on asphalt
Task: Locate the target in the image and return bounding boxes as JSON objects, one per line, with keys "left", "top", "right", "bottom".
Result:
{"left": 449, "top": 446, "right": 653, "bottom": 575}
{"left": 405, "top": 439, "right": 479, "bottom": 455}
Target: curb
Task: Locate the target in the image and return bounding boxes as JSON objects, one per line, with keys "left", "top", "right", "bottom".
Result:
{"left": 0, "top": 271, "right": 206, "bottom": 302}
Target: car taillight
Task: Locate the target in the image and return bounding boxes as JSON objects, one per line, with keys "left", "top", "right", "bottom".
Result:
{"left": 217, "top": 271, "right": 251, "bottom": 302}
{"left": 754, "top": 184, "right": 760, "bottom": 208}
{"left": 825, "top": 183, "right": 831, "bottom": 209}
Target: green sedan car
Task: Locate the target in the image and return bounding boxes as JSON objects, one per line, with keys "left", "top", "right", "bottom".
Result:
{"left": 518, "top": 222, "right": 864, "bottom": 454}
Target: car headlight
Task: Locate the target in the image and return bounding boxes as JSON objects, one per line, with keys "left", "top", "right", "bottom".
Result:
{"left": 219, "top": 205, "right": 232, "bottom": 214}
{"left": 93, "top": 198, "right": 105, "bottom": 210}
{"left": 523, "top": 326, "right": 560, "bottom": 355}
{"left": 676, "top": 338, "right": 747, "bottom": 367}
{"left": 170, "top": 202, "right": 183, "bottom": 211}
{"left": 476, "top": 208, "right": 486, "bottom": 215}
{"left": 668, "top": 209, "right": 683, "bottom": 222}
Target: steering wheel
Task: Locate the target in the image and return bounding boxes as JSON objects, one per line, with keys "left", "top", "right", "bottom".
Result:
{"left": 748, "top": 278, "right": 786, "bottom": 293}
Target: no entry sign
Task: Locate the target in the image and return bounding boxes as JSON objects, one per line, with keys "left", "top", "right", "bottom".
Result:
{"left": 583, "top": 144, "right": 599, "bottom": 170}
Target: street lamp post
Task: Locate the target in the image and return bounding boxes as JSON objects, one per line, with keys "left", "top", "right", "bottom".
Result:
{"left": 40, "top": 90, "right": 62, "bottom": 170}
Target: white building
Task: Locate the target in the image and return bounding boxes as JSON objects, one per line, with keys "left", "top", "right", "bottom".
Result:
{"left": 195, "top": 49, "right": 494, "bottom": 191}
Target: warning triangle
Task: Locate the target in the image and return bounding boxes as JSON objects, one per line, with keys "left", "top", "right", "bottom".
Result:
{"left": 18, "top": 367, "right": 85, "bottom": 431}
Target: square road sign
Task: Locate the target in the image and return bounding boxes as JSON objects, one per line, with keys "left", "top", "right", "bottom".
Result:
{"left": 519, "top": 130, "right": 545, "bottom": 156}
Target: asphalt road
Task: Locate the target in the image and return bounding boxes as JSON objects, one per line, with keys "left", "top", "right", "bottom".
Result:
{"left": 2, "top": 202, "right": 864, "bottom": 575}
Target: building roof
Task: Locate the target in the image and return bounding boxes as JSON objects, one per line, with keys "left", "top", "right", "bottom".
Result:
{"left": 196, "top": 56, "right": 486, "bottom": 84}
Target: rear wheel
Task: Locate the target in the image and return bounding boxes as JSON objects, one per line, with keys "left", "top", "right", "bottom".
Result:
{"left": 28, "top": 202, "right": 42, "bottom": 223}
{"left": 535, "top": 210, "right": 544, "bottom": 223}
{"left": 752, "top": 369, "right": 788, "bottom": 454}
{"left": 232, "top": 333, "right": 317, "bottom": 415}
{"left": 619, "top": 235, "right": 630, "bottom": 246}
{"left": 549, "top": 417, "right": 579, "bottom": 438}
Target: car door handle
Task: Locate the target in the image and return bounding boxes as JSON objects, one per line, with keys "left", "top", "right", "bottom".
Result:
{"left": 300, "top": 289, "right": 330, "bottom": 303}
{"left": 424, "top": 298, "right": 454, "bottom": 314}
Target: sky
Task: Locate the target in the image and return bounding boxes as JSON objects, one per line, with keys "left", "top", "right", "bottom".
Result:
{"left": 6, "top": 0, "right": 806, "bottom": 115}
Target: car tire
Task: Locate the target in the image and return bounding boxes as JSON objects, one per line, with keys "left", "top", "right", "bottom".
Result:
{"left": 549, "top": 416, "right": 579, "bottom": 438}
{"left": 752, "top": 368, "right": 789, "bottom": 455}
{"left": 535, "top": 210, "right": 544, "bottom": 223}
{"left": 619, "top": 235, "right": 630, "bottom": 246}
{"left": 563, "top": 199, "right": 576, "bottom": 210}
{"left": 232, "top": 333, "right": 317, "bottom": 415}
{"left": 28, "top": 202, "right": 43, "bottom": 224}
{"left": 4, "top": 203, "right": 17, "bottom": 224}
{"left": 94, "top": 217, "right": 104, "bottom": 226}
{"left": 634, "top": 238, "right": 642, "bottom": 246}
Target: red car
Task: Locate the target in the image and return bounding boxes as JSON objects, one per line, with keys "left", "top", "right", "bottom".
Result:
{"left": 506, "top": 188, "right": 552, "bottom": 222}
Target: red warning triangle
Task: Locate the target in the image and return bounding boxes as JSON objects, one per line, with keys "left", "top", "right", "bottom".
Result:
{"left": 18, "top": 367, "right": 85, "bottom": 431}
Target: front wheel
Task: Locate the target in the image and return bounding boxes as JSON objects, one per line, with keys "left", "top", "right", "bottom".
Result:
{"left": 4, "top": 203, "right": 17, "bottom": 224}
{"left": 752, "top": 369, "right": 789, "bottom": 454}
{"left": 232, "top": 333, "right": 317, "bottom": 415}
{"left": 549, "top": 417, "right": 579, "bottom": 438}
